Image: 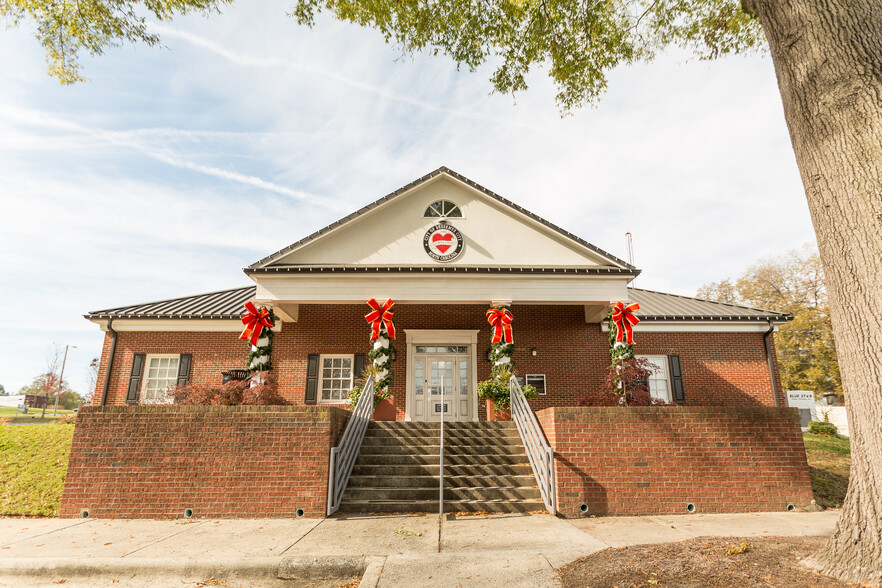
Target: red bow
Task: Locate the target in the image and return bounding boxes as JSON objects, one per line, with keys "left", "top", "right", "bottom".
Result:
{"left": 611, "top": 301, "right": 640, "bottom": 345}
{"left": 365, "top": 298, "right": 396, "bottom": 340}
{"left": 240, "top": 302, "right": 274, "bottom": 346}
{"left": 486, "top": 307, "right": 514, "bottom": 344}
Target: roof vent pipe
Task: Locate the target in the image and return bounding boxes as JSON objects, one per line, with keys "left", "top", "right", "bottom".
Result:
{"left": 764, "top": 321, "right": 779, "bottom": 407}
{"left": 99, "top": 318, "right": 118, "bottom": 406}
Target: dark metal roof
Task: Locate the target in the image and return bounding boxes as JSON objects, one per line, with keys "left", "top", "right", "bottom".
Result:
{"left": 86, "top": 285, "right": 789, "bottom": 322}
{"left": 246, "top": 166, "right": 637, "bottom": 272}
{"left": 629, "top": 288, "right": 791, "bottom": 322}
{"left": 85, "top": 286, "right": 256, "bottom": 320}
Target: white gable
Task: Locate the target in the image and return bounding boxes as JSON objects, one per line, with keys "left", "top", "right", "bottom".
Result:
{"left": 269, "top": 174, "right": 620, "bottom": 268}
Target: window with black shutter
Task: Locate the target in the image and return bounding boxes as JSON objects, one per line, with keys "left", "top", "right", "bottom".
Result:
{"left": 126, "top": 353, "right": 145, "bottom": 404}
{"left": 176, "top": 354, "right": 192, "bottom": 387}
{"left": 305, "top": 354, "right": 319, "bottom": 404}
{"left": 668, "top": 354, "right": 686, "bottom": 404}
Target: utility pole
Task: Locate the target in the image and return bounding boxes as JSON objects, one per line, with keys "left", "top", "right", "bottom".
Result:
{"left": 53, "top": 345, "right": 76, "bottom": 416}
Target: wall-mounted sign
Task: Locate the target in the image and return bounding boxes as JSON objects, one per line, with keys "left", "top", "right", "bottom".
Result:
{"left": 423, "top": 223, "right": 464, "bottom": 262}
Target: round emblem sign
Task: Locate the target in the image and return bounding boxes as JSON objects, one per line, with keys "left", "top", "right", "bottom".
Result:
{"left": 423, "top": 223, "right": 464, "bottom": 262}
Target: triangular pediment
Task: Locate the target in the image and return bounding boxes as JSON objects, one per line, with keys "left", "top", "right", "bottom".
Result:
{"left": 249, "top": 168, "right": 634, "bottom": 271}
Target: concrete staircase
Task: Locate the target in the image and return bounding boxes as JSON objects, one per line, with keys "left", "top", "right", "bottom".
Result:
{"left": 340, "top": 421, "right": 545, "bottom": 514}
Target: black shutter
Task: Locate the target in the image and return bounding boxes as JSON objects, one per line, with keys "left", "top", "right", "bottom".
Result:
{"left": 668, "top": 354, "right": 685, "bottom": 404}
{"left": 354, "top": 354, "right": 366, "bottom": 382}
{"left": 126, "top": 353, "right": 145, "bottom": 404}
{"left": 305, "top": 354, "right": 319, "bottom": 404}
{"left": 176, "top": 354, "right": 192, "bottom": 388}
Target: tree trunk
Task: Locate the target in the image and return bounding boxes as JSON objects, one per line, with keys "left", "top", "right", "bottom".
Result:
{"left": 743, "top": 0, "right": 882, "bottom": 584}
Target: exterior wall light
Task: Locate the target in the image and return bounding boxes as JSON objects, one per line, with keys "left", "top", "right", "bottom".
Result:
{"left": 531, "top": 348, "right": 537, "bottom": 356}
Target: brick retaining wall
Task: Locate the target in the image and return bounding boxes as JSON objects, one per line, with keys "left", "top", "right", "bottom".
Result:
{"left": 536, "top": 406, "right": 813, "bottom": 518}
{"left": 60, "top": 405, "right": 350, "bottom": 519}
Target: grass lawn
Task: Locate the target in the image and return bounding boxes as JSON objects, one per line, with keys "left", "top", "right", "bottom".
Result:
{"left": 0, "top": 424, "right": 75, "bottom": 516}
{"left": 803, "top": 432, "right": 851, "bottom": 509}
{"left": 0, "top": 406, "right": 77, "bottom": 424}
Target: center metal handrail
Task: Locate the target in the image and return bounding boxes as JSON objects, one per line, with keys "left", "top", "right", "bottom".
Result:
{"left": 327, "top": 374, "right": 375, "bottom": 516}
{"left": 509, "top": 375, "right": 556, "bottom": 515}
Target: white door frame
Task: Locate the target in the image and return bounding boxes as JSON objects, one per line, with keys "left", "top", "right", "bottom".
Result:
{"left": 404, "top": 329, "right": 480, "bottom": 422}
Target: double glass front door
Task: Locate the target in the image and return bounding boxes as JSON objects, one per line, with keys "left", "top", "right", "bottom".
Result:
{"left": 412, "top": 346, "right": 472, "bottom": 422}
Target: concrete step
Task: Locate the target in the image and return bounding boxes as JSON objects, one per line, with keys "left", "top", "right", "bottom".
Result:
{"left": 361, "top": 432, "right": 522, "bottom": 444}
{"left": 355, "top": 444, "right": 526, "bottom": 455}
{"left": 367, "top": 422, "right": 517, "bottom": 431}
{"left": 347, "top": 474, "right": 537, "bottom": 489}
{"left": 351, "top": 463, "right": 535, "bottom": 477}
{"left": 355, "top": 454, "right": 529, "bottom": 466}
{"left": 339, "top": 499, "right": 546, "bottom": 514}
{"left": 344, "top": 486, "right": 541, "bottom": 502}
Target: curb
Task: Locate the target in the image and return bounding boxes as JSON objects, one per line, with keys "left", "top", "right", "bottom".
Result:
{"left": 0, "top": 557, "right": 281, "bottom": 581}
{"left": 278, "top": 555, "right": 367, "bottom": 580}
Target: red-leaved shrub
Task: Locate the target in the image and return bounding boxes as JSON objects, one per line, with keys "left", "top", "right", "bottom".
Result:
{"left": 171, "top": 372, "right": 289, "bottom": 406}
{"left": 577, "top": 357, "right": 671, "bottom": 407}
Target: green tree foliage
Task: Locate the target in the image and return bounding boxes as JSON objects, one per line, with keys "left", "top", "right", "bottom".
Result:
{"left": 292, "top": 0, "right": 766, "bottom": 111}
{"left": 698, "top": 246, "right": 840, "bottom": 397}
{"left": 0, "top": 0, "right": 230, "bottom": 83}
{"left": 0, "top": 384, "right": 7, "bottom": 396}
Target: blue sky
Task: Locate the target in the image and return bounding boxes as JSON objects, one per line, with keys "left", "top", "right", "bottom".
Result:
{"left": 0, "top": 2, "right": 815, "bottom": 395}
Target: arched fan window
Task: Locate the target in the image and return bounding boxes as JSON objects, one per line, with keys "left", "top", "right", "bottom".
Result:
{"left": 424, "top": 200, "right": 463, "bottom": 218}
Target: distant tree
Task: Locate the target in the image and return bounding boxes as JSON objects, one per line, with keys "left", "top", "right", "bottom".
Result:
{"left": 0, "top": 384, "right": 7, "bottom": 396}
{"left": 698, "top": 246, "right": 840, "bottom": 397}
{"left": 695, "top": 279, "right": 739, "bottom": 305}
{"left": 18, "top": 373, "right": 73, "bottom": 400}
{"left": 56, "top": 390, "right": 85, "bottom": 410}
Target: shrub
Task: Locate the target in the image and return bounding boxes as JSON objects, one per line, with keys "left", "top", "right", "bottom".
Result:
{"left": 170, "top": 372, "right": 288, "bottom": 406}
{"left": 578, "top": 356, "right": 671, "bottom": 407}
{"left": 348, "top": 363, "right": 392, "bottom": 409}
{"left": 477, "top": 365, "right": 537, "bottom": 412}
{"left": 808, "top": 421, "right": 839, "bottom": 437}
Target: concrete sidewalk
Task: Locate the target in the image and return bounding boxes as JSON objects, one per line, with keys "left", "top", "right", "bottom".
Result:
{"left": 0, "top": 511, "right": 839, "bottom": 587}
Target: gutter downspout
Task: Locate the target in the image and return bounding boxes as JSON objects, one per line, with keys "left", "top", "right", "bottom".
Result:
{"left": 764, "top": 321, "right": 779, "bottom": 407}
{"left": 99, "top": 318, "right": 117, "bottom": 406}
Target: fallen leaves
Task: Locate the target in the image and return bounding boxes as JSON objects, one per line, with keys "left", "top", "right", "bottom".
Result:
{"left": 723, "top": 541, "right": 752, "bottom": 556}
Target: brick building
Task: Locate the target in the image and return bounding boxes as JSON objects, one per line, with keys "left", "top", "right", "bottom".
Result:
{"left": 66, "top": 167, "right": 813, "bottom": 519}
{"left": 87, "top": 167, "right": 789, "bottom": 416}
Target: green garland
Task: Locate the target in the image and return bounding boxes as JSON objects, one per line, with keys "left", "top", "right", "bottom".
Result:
{"left": 608, "top": 312, "right": 635, "bottom": 363}
{"left": 246, "top": 307, "right": 277, "bottom": 374}
{"left": 349, "top": 325, "right": 395, "bottom": 409}
{"left": 489, "top": 341, "right": 515, "bottom": 379}
{"left": 368, "top": 340, "right": 395, "bottom": 389}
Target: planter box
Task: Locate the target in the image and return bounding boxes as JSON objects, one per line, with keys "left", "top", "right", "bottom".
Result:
{"left": 373, "top": 397, "right": 396, "bottom": 421}
{"left": 485, "top": 399, "right": 511, "bottom": 421}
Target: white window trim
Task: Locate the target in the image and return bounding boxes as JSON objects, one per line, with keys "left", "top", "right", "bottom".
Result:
{"left": 423, "top": 200, "right": 464, "bottom": 219}
{"left": 140, "top": 354, "right": 180, "bottom": 405}
{"left": 317, "top": 354, "right": 355, "bottom": 405}
{"left": 525, "top": 374, "right": 547, "bottom": 396}
{"left": 638, "top": 355, "right": 673, "bottom": 403}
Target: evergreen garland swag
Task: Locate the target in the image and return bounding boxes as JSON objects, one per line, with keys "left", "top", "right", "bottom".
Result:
{"left": 608, "top": 312, "right": 635, "bottom": 363}
{"left": 246, "top": 307, "right": 277, "bottom": 374}
{"left": 349, "top": 327, "right": 395, "bottom": 409}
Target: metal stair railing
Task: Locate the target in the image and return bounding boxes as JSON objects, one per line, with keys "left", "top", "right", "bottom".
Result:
{"left": 327, "top": 374, "right": 375, "bottom": 516}
{"left": 509, "top": 375, "right": 557, "bottom": 515}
